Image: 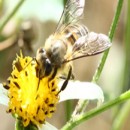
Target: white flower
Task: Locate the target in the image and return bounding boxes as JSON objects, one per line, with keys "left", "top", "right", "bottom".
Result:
{"left": 58, "top": 80, "right": 104, "bottom": 103}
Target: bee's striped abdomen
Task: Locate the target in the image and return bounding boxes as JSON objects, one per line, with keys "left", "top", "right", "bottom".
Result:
{"left": 63, "top": 24, "right": 88, "bottom": 45}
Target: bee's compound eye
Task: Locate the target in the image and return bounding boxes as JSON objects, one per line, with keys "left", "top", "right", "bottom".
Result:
{"left": 38, "top": 48, "right": 45, "bottom": 54}
{"left": 45, "top": 59, "right": 52, "bottom": 76}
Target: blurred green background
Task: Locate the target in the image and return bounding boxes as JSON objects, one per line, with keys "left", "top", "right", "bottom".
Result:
{"left": 0, "top": 0, "right": 129, "bottom": 130}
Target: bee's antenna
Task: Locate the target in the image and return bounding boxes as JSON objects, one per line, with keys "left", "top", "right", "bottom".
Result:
{"left": 23, "top": 57, "right": 37, "bottom": 70}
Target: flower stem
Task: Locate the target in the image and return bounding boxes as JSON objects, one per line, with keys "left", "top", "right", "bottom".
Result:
{"left": 65, "top": 101, "right": 73, "bottom": 121}
{"left": 122, "top": 0, "right": 130, "bottom": 92}
{"left": 15, "top": 119, "right": 38, "bottom": 130}
{"left": 61, "top": 90, "right": 130, "bottom": 130}
{"left": 92, "top": 0, "right": 123, "bottom": 83}
{"left": 111, "top": 100, "right": 130, "bottom": 130}
{"left": 111, "top": 0, "right": 130, "bottom": 129}
{"left": 0, "top": 0, "right": 25, "bottom": 34}
{"left": 77, "top": 0, "right": 123, "bottom": 115}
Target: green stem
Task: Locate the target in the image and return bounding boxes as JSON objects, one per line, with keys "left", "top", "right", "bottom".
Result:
{"left": 61, "top": 90, "right": 130, "bottom": 130}
{"left": 111, "top": 0, "right": 130, "bottom": 129}
{"left": 15, "top": 119, "right": 38, "bottom": 130}
{"left": 72, "top": 100, "right": 89, "bottom": 118}
{"left": 122, "top": 0, "right": 130, "bottom": 92}
{"left": 111, "top": 100, "right": 130, "bottom": 130}
{"left": 92, "top": 49, "right": 109, "bottom": 83}
{"left": 92, "top": 0, "right": 123, "bottom": 83}
{"left": 0, "top": 0, "right": 25, "bottom": 34}
{"left": 65, "top": 101, "right": 73, "bottom": 121}
{"left": 61, "top": 0, "right": 124, "bottom": 129}
{"left": 78, "top": 0, "right": 123, "bottom": 114}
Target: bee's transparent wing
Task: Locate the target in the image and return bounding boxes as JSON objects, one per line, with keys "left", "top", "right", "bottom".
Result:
{"left": 65, "top": 32, "right": 112, "bottom": 62}
{"left": 55, "top": 0, "right": 85, "bottom": 33}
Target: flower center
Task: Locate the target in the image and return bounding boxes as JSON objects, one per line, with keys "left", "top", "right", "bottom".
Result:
{"left": 4, "top": 53, "right": 59, "bottom": 127}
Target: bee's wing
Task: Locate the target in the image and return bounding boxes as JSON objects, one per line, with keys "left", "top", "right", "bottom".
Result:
{"left": 64, "top": 32, "right": 112, "bottom": 62}
{"left": 55, "top": 0, "right": 85, "bottom": 33}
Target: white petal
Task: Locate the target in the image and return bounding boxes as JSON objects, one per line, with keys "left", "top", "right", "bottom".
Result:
{"left": 58, "top": 81, "right": 104, "bottom": 103}
{"left": 39, "top": 122, "right": 58, "bottom": 130}
{"left": 0, "top": 83, "right": 9, "bottom": 106}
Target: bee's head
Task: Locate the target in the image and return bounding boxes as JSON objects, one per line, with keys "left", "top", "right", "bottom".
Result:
{"left": 36, "top": 47, "right": 47, "bottom": 60}
{"left": 44, "top": 35, "right": 67, "bottom": 66}
{"left": 36, "top": 47, "right": 52, "bottom": 78}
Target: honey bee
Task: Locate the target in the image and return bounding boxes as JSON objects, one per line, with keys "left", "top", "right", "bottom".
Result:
{"left": 35, "top": 0, "right": 111, "bottom": 92}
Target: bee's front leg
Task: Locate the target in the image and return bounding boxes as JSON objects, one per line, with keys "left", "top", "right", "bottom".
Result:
{"left": 59, "top": 66, "right": 72, "bottom": 93}
{"left": 59, "top": 69, "right": 75, "bottom": 80}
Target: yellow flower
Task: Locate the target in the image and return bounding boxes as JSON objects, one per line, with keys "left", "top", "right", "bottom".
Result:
{"left": 3, "top": 52, "right": 59, "bottom": 127}
{"left": 1, "top": 52, "right": 104, "bottom": 130}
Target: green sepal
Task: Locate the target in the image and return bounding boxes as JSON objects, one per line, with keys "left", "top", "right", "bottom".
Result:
{"left": 15, "top": 119, "right": 38, "bottom": 130}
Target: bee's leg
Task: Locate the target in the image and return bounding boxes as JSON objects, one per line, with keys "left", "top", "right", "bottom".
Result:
{"left": 59, "top": 68, "right": 74, "bottom": 80}
{"left": 59, "top": 75, "right": 67, "bottom": 80}
{"left": 34, "top": 59, "right": 42, "bottom": 91}
{"left": 59, "top": 73, "right": 74, "bottom": 80}
{"left": 71, "top": 72, "right": 75, "bottom": 80}
{"left": 37, "top": 78, "right": 40, "bottom": 90}
{"left": 36, "top": 69, "right": 41, "bottom": 91}
{"left": 59, "top": 66, "right": 72, "bottom": 93}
